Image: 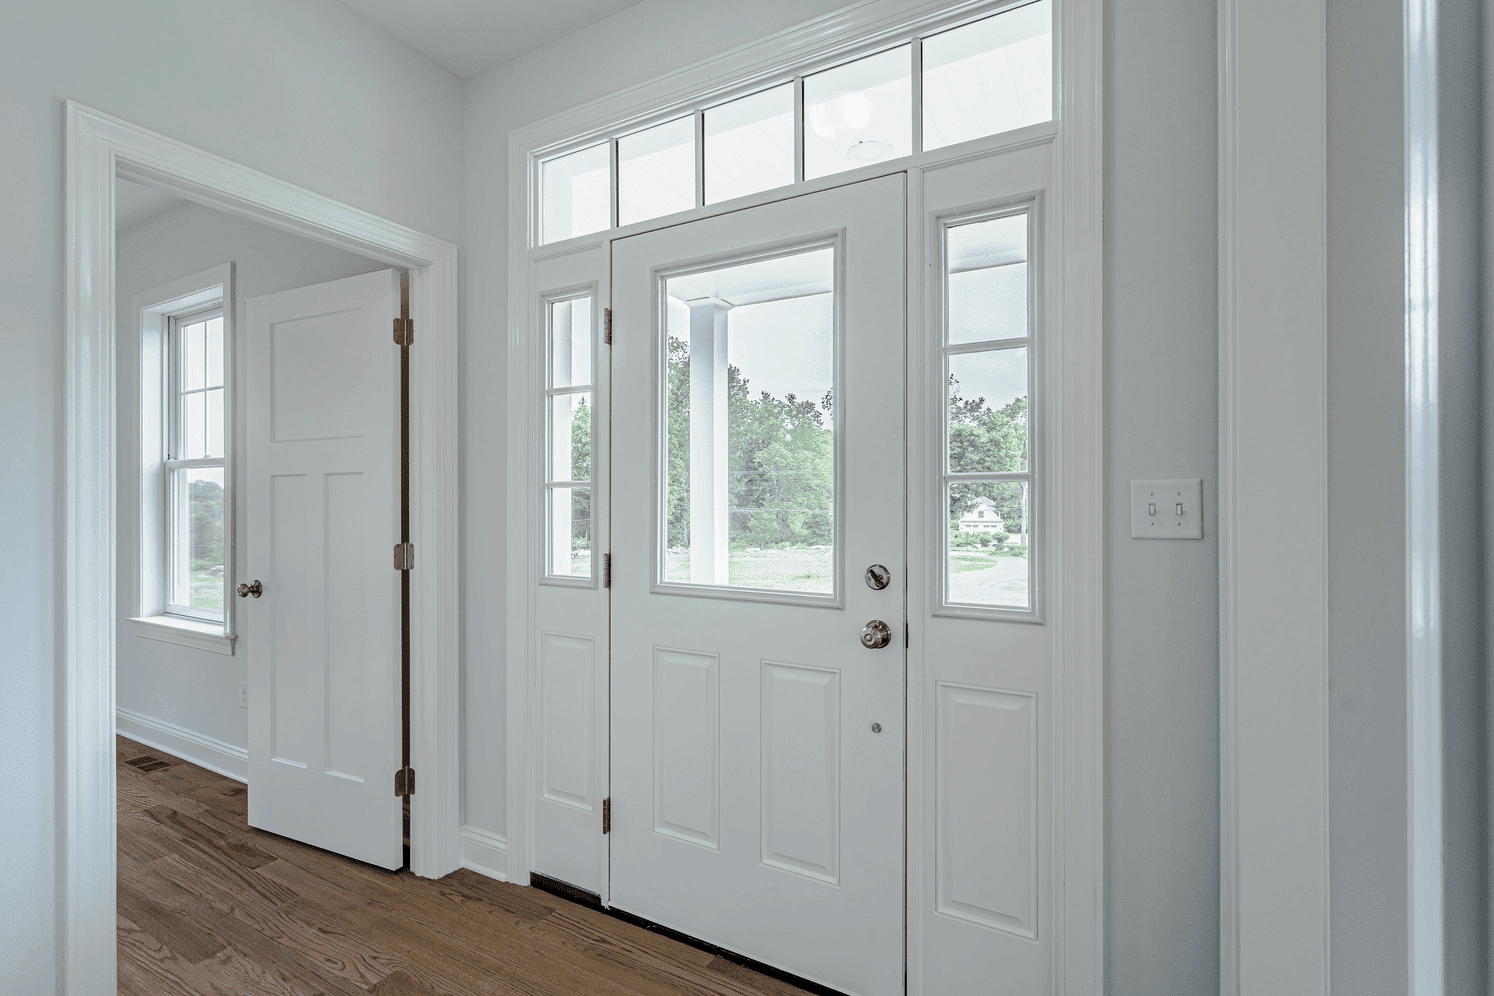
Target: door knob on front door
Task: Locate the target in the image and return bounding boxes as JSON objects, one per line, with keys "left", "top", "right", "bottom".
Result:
{"left": 237, "top": 580, "right": 262, "bottom": 598}
{"left": 860, "top": 620, "right": 892, "bottom": 649}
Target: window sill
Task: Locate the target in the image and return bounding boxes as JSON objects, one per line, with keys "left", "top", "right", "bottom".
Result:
{"left": 129, "top": 615, "right": 236, "bottom": 656}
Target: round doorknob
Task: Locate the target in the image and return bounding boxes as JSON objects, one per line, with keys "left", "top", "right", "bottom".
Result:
{"left": 237, "top": 580, "right": 262, "bottom": 598}
{"left": 860, "top": 620, "right": 892, "bottom": 649}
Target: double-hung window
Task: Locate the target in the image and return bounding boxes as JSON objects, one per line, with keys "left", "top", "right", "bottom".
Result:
{"left": 163, "top": 306, "right": 229, "bottom": 621}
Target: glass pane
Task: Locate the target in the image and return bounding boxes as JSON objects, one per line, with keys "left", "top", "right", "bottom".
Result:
{"left": 549, "top": 392, "right": 593, "bottom": 483}
{"left": 205, "top": 316, "right": 224, "bottom": 388}
{"left": 948, "top": 214, "right": 1028, "bottom": 344}
{"left": 618, "top": 116, "right": 696, "bottom": 226}
{"left": 183, "top": 391, "right": 206, "bottom": 459}
{"left": 549, "top": 486, "right": 592, "bottom": 578}
{"left": 184, "top": 320, "right": 206, "bottom": 391}
{"left": 172, "top": 466, "right": 226, "bottom": 617}
{"left": 206, "top": 388, "right": 224, "bottom": 459}
{"left": 948, "top": 480, "right": 1029, "bottom": 609}
{"left": 804, "top": 45, "right": 913, "bottom": 180}
{"left": 549, "top": 297, "right": 592, "bottom": 388}
{"left": 705, "top": 84, "right": 795, "bottom": 204}
{"left": 948, "top": 347, "right": 1028, "bottom": 473}
{"left": 923, "top": 0, "right": 1054, "bottom": 151}
{"left": 541, "top": 143, "right": 611, "bottom": 244}
{"left": 662, "top": 247, "right": 836, "bottom": 594}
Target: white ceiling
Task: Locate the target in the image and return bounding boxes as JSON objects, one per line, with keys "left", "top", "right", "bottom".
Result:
{"left": 116, "top": 178, "right": 189, "bottom": 232}
{"left": 336, "top": 0, "right": 644, "bottom": 80}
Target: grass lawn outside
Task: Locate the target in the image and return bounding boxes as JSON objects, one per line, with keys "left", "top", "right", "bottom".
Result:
{"left": 190, "top": 569, "right": 225, "bottom": 612}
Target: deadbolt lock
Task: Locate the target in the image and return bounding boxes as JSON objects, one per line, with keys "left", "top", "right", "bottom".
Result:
{"left": 864, "top": 564, "right": 892, "bottom": 590}
{"left": 860, "top": 620, "right": 892, "bottom": 649}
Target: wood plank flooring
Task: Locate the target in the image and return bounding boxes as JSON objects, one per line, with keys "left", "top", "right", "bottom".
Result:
{"left": 117, "top": 736, "right": 812, "bottom": 996}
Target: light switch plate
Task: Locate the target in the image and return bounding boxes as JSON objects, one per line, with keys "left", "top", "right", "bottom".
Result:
{"left": 1131, "top": 479, "right": 1203, "bottom": 539}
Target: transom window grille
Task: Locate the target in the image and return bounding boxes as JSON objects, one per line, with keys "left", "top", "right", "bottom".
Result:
{"left": 942, "top": 208, "right": 1033, "bottom": 612}
{"left": 165, "top": 306, "right": 228, "bottom": 620}
{"left": 545, "top": 294, "right": 596, "bottom": 580}
{"left": 538, "top": 0, "right": 1052, "bottom": 245}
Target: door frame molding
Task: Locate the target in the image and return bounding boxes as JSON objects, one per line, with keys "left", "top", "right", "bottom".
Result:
{"left": 62, "top": 100, "right": 461, "bottom": 995}
{"left": 1217, "top": 2, "right": 1331, "bottom": 991}
{"left": 505, "top": 1, "right": 1102, "bottom": 991}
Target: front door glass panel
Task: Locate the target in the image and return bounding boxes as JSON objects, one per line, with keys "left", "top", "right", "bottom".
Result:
{"left": 660, "top": 246, "right": 837, "bottom": 595}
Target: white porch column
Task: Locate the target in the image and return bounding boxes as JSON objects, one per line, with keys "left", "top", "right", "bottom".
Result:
{"left": 687, "top": 297, "right": 731, "bottom": 584}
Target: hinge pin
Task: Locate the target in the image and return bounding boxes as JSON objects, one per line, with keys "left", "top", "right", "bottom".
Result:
{"left": 394, "top": 766, "right": 415, "bottom": 796}
{"left": 603, "top": 553, "right": 611, "bottom": 588}
{"left": 393, "top": 317, "right": 414, "bottom": 346}
{"left": 394, "top": 542, "right": 414, "bottom": 571}
{"left": 604, "top": 308, "right": 613, "bottom": 346}
{"left": 602, "top": 797, "right": 611, "bottom": 834}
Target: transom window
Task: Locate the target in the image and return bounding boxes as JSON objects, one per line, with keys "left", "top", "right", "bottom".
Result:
{"left": 537, "top": 0, "right": 1052, "bottom": 245}
{"left": 165, "top": 307, "right": 228, "bottom": 620}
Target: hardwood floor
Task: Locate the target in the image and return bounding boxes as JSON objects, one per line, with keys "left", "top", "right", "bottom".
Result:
{"left": 117, "top": 736, "right": 813, "bottom": 996}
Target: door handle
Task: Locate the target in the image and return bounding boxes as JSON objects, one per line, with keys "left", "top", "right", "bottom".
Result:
{"left": 237, "top": 580, "right": 262, "bottom": 598}
{"left": 860, "top": 620, "right": 892, "bottom": 649}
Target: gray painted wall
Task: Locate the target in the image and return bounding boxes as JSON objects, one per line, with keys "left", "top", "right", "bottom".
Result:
{"left": 114, "top": 199, "right": 385, "bottom": 758}
{"left": 1104, "top": 1, "right": 1219, "bottom": 993}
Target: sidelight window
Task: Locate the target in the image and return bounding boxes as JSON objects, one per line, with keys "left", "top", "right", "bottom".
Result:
{"left": 545, "top": 294, "right": 596, "bottom": 580}
{"left": 942, "top": 209, "right": 1033, "bottom": 612}
{"left": 165, "top": 307, "right": 228, "bottom": 621}
{"left": 537, "top": 0, "right": 1054, "bottom": 245}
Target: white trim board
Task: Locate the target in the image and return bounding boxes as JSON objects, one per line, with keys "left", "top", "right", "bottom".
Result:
{"left": 1218, "top": 1, "right": 1330, "bottom": 992}
{"left": 460, "top": 826, "right": 511, "bottom": 882}
{"left": 504, "top": 2, "right": 1103, "bottom": 992}
{"left": 64, "top": 100, "right": 461, "bottom": 996}
{"left": 115, "top": 708, "right": 248, "bottom": 783}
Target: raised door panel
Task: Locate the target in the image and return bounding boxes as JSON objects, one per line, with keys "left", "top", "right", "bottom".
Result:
{"left": 761, "top": 661, "right": 840, "bottom": 884}
{"left": 935, "top": 682, "right": 1037, "bottom": 938}
{"left": 270, "top": 308, "right": 372, "bottom": 443}
{"left": 541, "top": 632, "right": 595, "bottom": 811}
{"left": 652, "top": 647, "right": 720, "bottom": 848}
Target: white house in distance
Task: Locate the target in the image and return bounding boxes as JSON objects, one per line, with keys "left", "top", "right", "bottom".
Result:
{"left": 958, "top": 496, "right": 1005, "bottom": 533}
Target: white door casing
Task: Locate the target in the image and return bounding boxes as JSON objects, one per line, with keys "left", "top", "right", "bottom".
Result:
{"left": 245, "top": 269, "right": 403, "bottom": 870}
{"left": 609, "top": 174, "right": 906, "bottom": 996}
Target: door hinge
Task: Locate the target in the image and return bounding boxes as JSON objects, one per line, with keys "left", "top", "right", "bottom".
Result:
{"left": 604, "top": 308, "right": 613, "bottom": 346}
{"left": 395, "top": 766, "right": 415, "bottom": 796}
{"left": 905, "top": 624, "right": 910, "bottom": 649}
{"left": 393, "top": 317, "right": 414, "bottom": 346}
{"left": 602, "top": 797, "right": 611, "bottom": 834}
{"left": 603, "top": 553, "right": 611, "bottom": 588}
{"left": 394, "top": 542, "right": 414, "bottom": 571}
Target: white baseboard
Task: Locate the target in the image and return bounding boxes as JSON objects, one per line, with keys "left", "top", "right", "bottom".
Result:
{"left": 116, "top": 707, "right": 248, "bottom": 783}
{"left": 459, "top": 824, "right": 509, "bottom": 881}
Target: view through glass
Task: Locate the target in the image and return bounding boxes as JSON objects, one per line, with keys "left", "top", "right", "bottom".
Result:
{"left": 944, "top": 212, "right": 1032, "bottom": 610}
{"left": 170, "top": 312, "right": 226, "bottom": 617}
{"left": 662, "top": 247, "right": 836, "bottom": 594}
{"left": 547, "top": 296, "right": 594, "bottom": 579}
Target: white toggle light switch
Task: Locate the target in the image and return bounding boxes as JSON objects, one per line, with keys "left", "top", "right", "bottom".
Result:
{"left": 1131, "top": 479, "right": 1204, "bottom": 539}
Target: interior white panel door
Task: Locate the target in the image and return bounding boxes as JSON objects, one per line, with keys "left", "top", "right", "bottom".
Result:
{"left": 611, "top": 174, "right": 906, "bottom": 996}
{"left": 245, "top": 268, "right": 402, "bottom": 870}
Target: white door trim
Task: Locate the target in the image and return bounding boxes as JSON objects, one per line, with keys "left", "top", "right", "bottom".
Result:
{"left": 63, "top": 100, "right": 461, "bottom": 996}
{"left": 504, "top": 1, "right": 1102, "bottom": 992}
{"left": 1217, "top": 2, "right": 1331, "bottom": 993}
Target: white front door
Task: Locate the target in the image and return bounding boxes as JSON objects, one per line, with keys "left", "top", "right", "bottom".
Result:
{"left": 244, "top": 269, "right": 403, "bottom": 870}
{"left": 610, "top": 174, "right": 906, "bottom": 996}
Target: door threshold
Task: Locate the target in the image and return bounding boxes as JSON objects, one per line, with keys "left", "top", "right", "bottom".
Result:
{"left": 527, "top": 873, "right": 853, "bottom": 996}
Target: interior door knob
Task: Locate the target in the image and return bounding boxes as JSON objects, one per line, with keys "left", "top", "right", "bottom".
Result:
{"left": 860, "top": 620, "right": 892, "bottom": 649}
{"left": 237, "top": 580, "right": 262, "bottom": 598}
